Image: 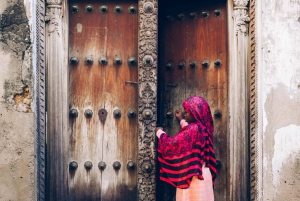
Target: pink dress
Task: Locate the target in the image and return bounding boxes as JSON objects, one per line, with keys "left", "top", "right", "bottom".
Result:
{"left": 176, "top": 120, "right": 214, "bottom": 201}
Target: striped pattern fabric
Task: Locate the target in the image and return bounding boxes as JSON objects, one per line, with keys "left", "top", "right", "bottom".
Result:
{"left": 157, "top": 96, "right": 217, "bottom": 189}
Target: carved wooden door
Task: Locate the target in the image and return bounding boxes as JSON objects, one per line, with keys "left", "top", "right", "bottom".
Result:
{"left": 157, "top": 0, "right": 228, "bottom": 200}
{"left": 68, "top": 0, "right": 138, "bottom": 200}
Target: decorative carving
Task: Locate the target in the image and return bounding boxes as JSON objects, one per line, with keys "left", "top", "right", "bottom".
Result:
{"left": 233, "top": 0, "right": 249, "bottom": 7}
{"left": 46, "top": 0, "right": 62, "bottom": 5}
{"left": 138, "top": 0, "right": 158, "bottom": 200}
{"left": 36, "top": 1, "right": 46, "bottom": 201}
{"left": 45, "top": 7, "right": 62, "bottom": 36}
{"left": 233, "top": 0, "right": 250, "bottom": 35}
{"left": 249, "top": 1, "right": 258, "bottom": 200}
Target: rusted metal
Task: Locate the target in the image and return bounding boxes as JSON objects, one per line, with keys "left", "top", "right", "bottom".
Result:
{"left": 177, "top": 60, "right": 185, "bottom": 69}
{"left": 127, "top": 109, "right": 136, "bottom": 118}
{"left": 214, "top": 59, "right": 222, "bottom": 68}
{"left": 70, "top": 57, "right": 79, "bottom": 65}
{"left": 100, "top": 5, "right": 108, "bottom": 13}
{"left": 98, "top": 161, "right": 106, "bottom": 170}
{"left": 69, "top": 161, "right": 78, "bottom": 170}
{"left": 202, "top": 60, "right": 210, "bottom": 69}
{"left": 202, "top": 11, "right": 209, "bottom": 18}
{"left": 85, "top": 57, "right": 93, "bottom": 66}
{"left": 166, "top": 110, "right": 173, "bottom": 118}
{"left": 114, "top": 5, "right": 122, "bottom": 13}
{"left": 214, "top": 10, "right": 221, "bottom": 17}
{"left": 85, "top": 4, "right": 93, "bottom": 13}
{"left": 98, "top": 108, "right": 107, "bottom": 123}
{"left": 113, "top": 161, "right": 121, "bottom": 170}
{"left": 84, "top": 161, "right": 93, "bottom": 170}
{"left": 189, "top": 12, "right": 197, "bottom": 19}
{"left": 69, "top": 109, "right": 78, "bottom": 118}
{"left": 113, "top": 109, "right": 122, "bottom": 118}
{"left": 128, "top": 57, "right": 137, "bottom": 66}
{"left": 189, "top": 61, "right": 197, "bottom": 68}
{"left": 166, "top": 62, "right": 174, "bottom": 70}
{"left": 214, "top": 109, "right": 222, "bottom": 118}
{"left": 99, "top": 57, "right": 107, "bottom": 65}
{"left": 114, "top": 57, "right": 122, "bottom": 65}
{"left": 127, "top": 160, "right": 135, "bottom": 170}
{"left": 84, "top": 109, "right": 93, "bottom": 118}
{"left": 128, "top": 5, "right": 136, "bottom": 14}
{"left": 177, "top": 13, "right": 185, "bottom": 21}
{"left": 71, "top": 5, "right": 79, "bottom": 13}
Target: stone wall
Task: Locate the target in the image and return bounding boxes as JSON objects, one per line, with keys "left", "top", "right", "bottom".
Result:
{"left": 261, "top": 0, "right": 300, "bottom": 200}
{"left": 0, "top": 0, "right": 35, "bottom": 200}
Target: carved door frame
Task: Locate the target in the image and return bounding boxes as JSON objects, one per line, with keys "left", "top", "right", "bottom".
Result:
{"left": 35, "top": 0, "right": 259, "bottom": 200}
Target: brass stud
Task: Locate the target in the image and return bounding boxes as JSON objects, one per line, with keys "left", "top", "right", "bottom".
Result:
{"left": 69, "top": 161, "right": 78, "bottom": 170}
{"left": 100, "top": 5, "right": 108, "bottom": 13}
{"left": 202, "top": 60, "right": 210, "bottom": 69}
{"left": 202, "top": 11, "right": 209, "bottom": 18}
{"left": 69, "top": 109, "right": 78, "bottom": 118}
{"left": 214, "top": 110, "right": 222, "bottom": 118}
{"left": 189, "top": 12, "right": 197, "bottom": 19}
{"left": 70, "top": 57, "right": 79, "bottom": 65}
{"left": 214, "top": 59, "right": 222, "bottom": 68}
{"left": 98, "top": 161, "right": 106, "bottom": 170}
{"left": 85, "top": 57, "right": 93, "bottom": 66}
{"left": 114, "top": 57, "right": 122, "bottom": 65}
{"left": 128, "top": 5, "right": 136, "bottom": 14}
{"left": 127, "top": 161, "right": 136, "bottom": 170}
{"left": 128, "top": 57, "right": 137, "bottom": 66}
{"left": 190, "top": 61, "right": 197, "bottom": 68}
{"left": 84, "top": 109, "right": 93, "bottom": 118}
{"left": 113, "top": 109, "right": 122, "bottom": 118}
{"left": 178, "top": 60, "right": 186, "bottom": 69}
{"left": 127, "top": 110, "right": 136, "bottom": 118}
{"left": 166, "top": 15, "right": 174, "bottom": 22}
{"left": 114, "top": 5, "right": 122, "bottom": 13}
{"left": 144, "top": 2, "right": 153, "bottom": 13}
{"left": 84, "top": 161, "right": 93, "bottom": 170}
{"left": 71, "top": 5, "right": 79, "bottom": 13}
{"left": 166, "top": 110, "right": 174, "bottom": 118}
{"left": 85, "top": 4, "right": 93, "bottom": 13}
{"left": 177, "top": 13, "right": 185, "bottom": 21}
{"left": 214, "top": 10, "right": 221, "bottom": 17}
{"left": 113, "top": 161, "right": 121, "bottom": 170}
{"left": 166, "top": 62, "right": 174, "bottom": 70}
{"left": 99, "top": 57, "right": 107, "bottom": 65}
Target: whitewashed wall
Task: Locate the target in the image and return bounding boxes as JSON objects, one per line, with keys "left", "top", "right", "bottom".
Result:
{"left": 259, "top": 0, "right": 300, "bottom": 200}
{"left": 0, "top": 0, "right": 35, "bottom": 200}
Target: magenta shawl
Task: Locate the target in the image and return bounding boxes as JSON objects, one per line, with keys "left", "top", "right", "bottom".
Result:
{"left": 157, "top": 96, "right": 217, "bottom": 189}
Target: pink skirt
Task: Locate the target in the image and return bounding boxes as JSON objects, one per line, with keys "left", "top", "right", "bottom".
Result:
{"left": 176, "top": 167, "right": 214, "bottom": 201}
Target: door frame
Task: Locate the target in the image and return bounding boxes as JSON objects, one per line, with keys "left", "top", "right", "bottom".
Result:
{"left": 35, "top": 0, "right": 257, "bottom": 200}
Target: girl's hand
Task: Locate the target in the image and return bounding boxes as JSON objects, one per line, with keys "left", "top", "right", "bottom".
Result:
{"left": 155, "top": 127, "right": 163, "bottom": 132}
{"left": 175, "top": 110, "right": 184, "bottom": 121}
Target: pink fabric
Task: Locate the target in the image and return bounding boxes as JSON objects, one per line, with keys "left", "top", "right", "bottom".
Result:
{"left": 176, "top": 166, "right": 214, "bottom": 201}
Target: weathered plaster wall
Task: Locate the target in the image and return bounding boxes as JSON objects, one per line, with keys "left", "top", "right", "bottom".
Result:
{"left": 261, "top": 0, "right": 300, "bottom": 200}
{"left": 0, "top": 0, "right": 35, "bottom": 200}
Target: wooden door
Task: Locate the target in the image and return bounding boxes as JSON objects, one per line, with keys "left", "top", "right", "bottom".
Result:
{"left": 157, "top": 0, "right": 228, "bottom": 200}
{"left": 68, "top": 0, "right": 138, "bottom": 200}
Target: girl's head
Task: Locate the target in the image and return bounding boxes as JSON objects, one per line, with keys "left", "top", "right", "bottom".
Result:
{"left": 182, "top": 96, "right": 214, "bottom": 136}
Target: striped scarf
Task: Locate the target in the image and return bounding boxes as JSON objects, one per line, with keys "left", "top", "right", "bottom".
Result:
{"left": 157, "top": 96, "right": 217, "bottom": 189}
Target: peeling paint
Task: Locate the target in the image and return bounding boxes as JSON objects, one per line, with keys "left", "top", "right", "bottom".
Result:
{"left": 272, "top": 125, "right": 300, "bottom": 186}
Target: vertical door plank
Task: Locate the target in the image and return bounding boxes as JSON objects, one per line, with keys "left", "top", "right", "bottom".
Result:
{"left": 158, "top": 0, "right": 228, "bottom": 200}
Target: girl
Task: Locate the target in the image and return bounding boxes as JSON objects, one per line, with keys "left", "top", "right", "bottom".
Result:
{"left": 156, "top": 96, "right": 216, "bottom": 201}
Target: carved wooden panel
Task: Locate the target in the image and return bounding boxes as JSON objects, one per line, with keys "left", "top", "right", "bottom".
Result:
{"left": 157, "top": 0, "right": 228, "bottom": 200}
{"left": 68, "top": 0, "right": 138, "bottom": 200}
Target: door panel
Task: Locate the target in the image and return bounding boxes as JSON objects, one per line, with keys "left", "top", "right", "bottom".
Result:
{"left": 69, "top": 0, "right": 138, "bottom": 200}
{"left": 157, "top": 0, "right": 227, "bottom": 200}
